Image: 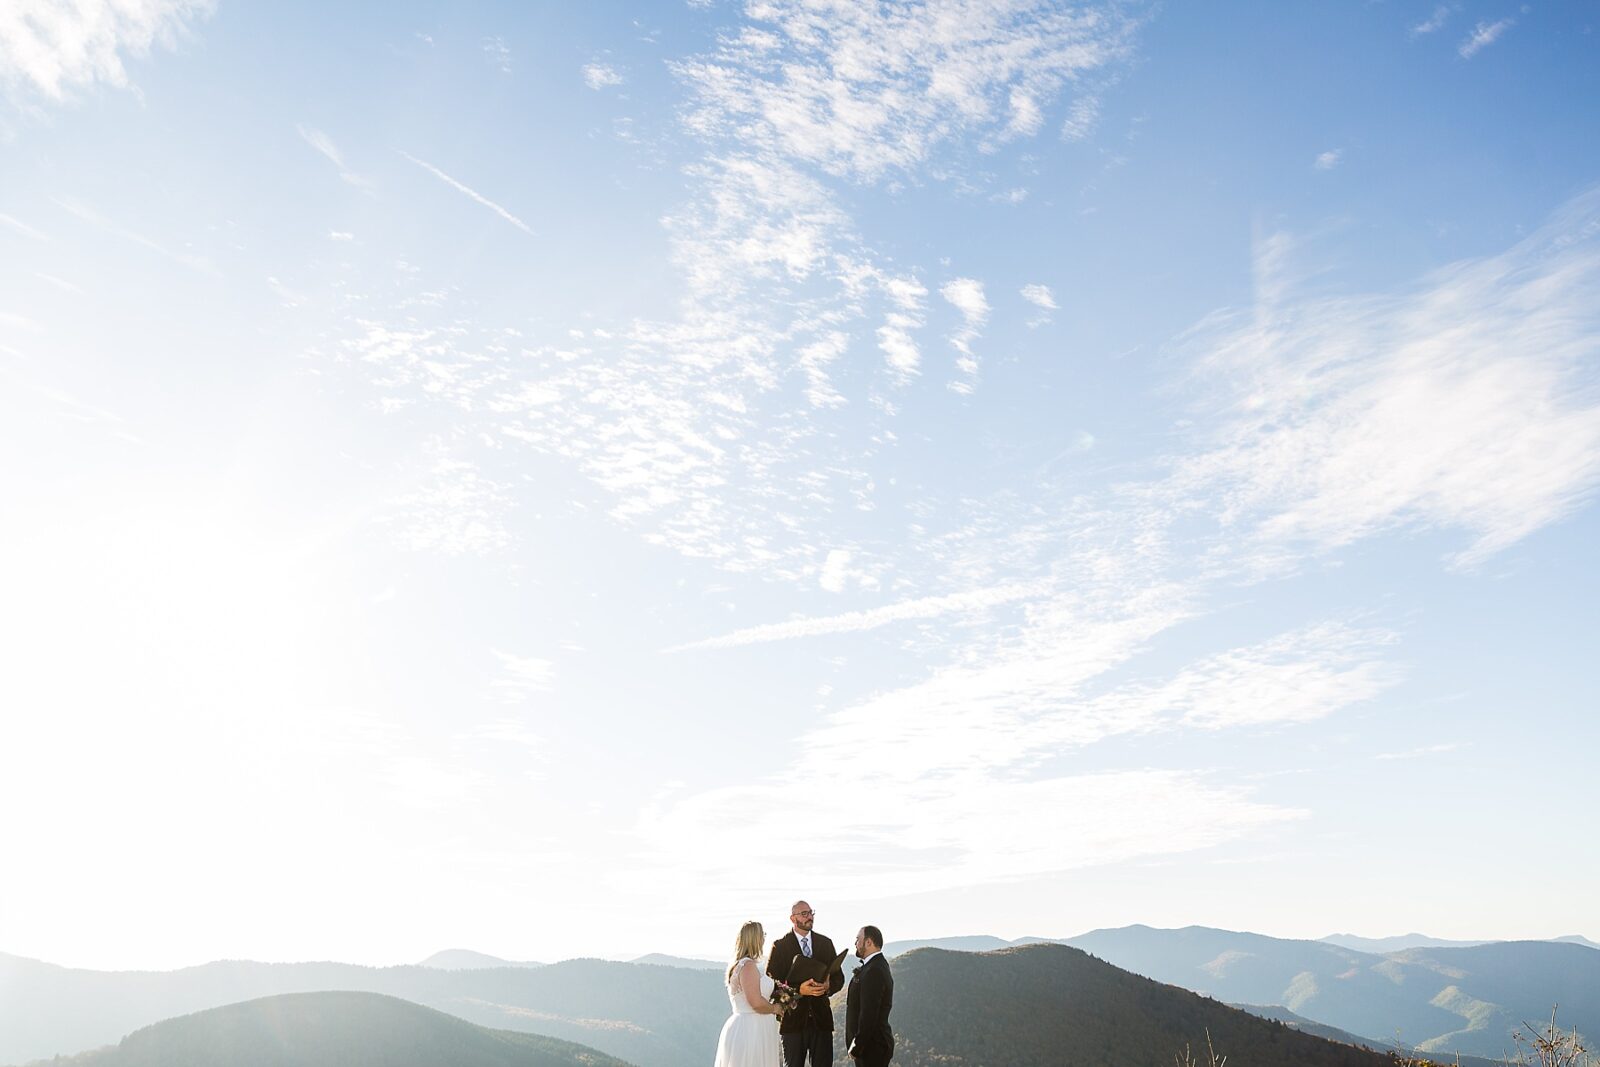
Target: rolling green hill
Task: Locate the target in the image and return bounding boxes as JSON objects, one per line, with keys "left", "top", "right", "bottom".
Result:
{"left": 45, "top": 991, "right": 632, "bottom": 1067}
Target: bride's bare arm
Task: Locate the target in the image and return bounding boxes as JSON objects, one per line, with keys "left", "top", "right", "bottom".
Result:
{"left": 739, "top": 960, "right": 780, "bottom": 1014}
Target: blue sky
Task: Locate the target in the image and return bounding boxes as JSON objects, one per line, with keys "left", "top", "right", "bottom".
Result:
{"left": 2, "top": 1, "right": 1597, "bottom": 971}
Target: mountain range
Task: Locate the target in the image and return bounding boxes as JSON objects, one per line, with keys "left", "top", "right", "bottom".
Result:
{"left": 1062, "top": 925, "right": 1599, "bottom": 1060}
{"left": 859, "top": 944, "right": 1402, "bottom": 1067}
{"left": 6, "top": 927, "right": 1595, "bottom": 1066}
{"left": 857, "top": 927, "right": 1598, "bottom": 1059}
{"left": 1319, "top": 932, "right": 1600, "bottom": 954}
{"left": 419, "top": 950, "right": 545, "bottom": 970}
{"left": 17, "top": 949, "right": 1416, "bottom": 1067}
{"left": 38, "top": 991, "right": 630, "bottom": 1067}
{"left": 9, "top": 953, "right": 1414, "bottom": 1067}
{"left": 0, "top": 952, "right": 725, "bottom": 1067}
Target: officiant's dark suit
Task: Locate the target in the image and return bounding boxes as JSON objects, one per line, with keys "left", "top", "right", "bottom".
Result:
{"left": 767, "top": 901, "right": 843, "bottom": 1067}
{"left": 845, "top": 927, "right": 893, "bottom": 1067}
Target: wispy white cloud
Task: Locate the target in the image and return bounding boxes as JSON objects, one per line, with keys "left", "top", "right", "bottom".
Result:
{"left": 878, "top": 275, "right": 928, "bottom": 381}
{"left": 34, "top": 272, "right": 82, "bottom": 294}
{"left": 400, "top": 151, "right": 533, "bottom": 235}
{"left": 50, "top": 195, "right": 215, "bottom": 274}
{"left": 640, "top": 603, "right": 1388, "bottom": 898}
{"left": 383, "top": 447, "right": 513, "bottom": 556}
{"left": 1094, "top": 622, "right": 1400, "bottom": 732}
{"left": 306, "top": 3, "right": 1143, "bottom": 581}
{"left": 636, "top": 766, "right": 1301, "bottom": 904}
{"left": 1060, "top": 96, "right": 1101, "bottom": 141}
{"left": 582, "top": 61, "right": 623, "bottom": 90}
{"left": 0, "top": 0, "right": 212, "bottom": 104}
{"left": 818, "top": 548, "right": 853, "bottom": 593}
{"left": 1021, "top": 282, "right": 1058, "bottom": 328}
{"left": 466, "top": 718, "right": 544, "bottom": 750}
{"left": 1007, "top": 88, "right": 1043, "bottom": 137}
{"left": 635, "top": 187, "right": 1600, "bottom": 906}
{"left": 797, "top": 331, "right": 848, "bottom": 408}
{"left": 17, "top": 379, "right": 139, "bottom": 439}
{"left": 1411, "top": 4, "right": 1451, "bottom": 37}
{"left": 0, "top": 212, "right": 49, "bottom": 240}
{"left": 941, "top": 276, "right": 989, "bottom": 393}
{"left": 297, "top": 124, "right": 370, "bottom": 188}
{"left": 1375, "top": 741, "right": 1467, "bottom": 761}
{"left": 1021, "top": 283, "right": 1058, "bottom": 311}
{"left": 0, "top": 309, "right": 43, "bottom": 332}
{"left": 1458, "top": 18, "right": 1513, "bottom": 59}
{"left": 483, "top": 35, "right": 511, "bottom": 74}
{"left": 1170, "top": 189, "right": 1600, "bottom": 569}
{"left": 673, "top": 2, "right": 1138, "bottom": 182}
{"left": 490, "top": 651, "right": 555, "bottom": 702}
{"left": 666, "top": 580, "right": 1046, "bottom": 652}
{"left": 1314, "top": 148, "right": 1342, "bottom": 171}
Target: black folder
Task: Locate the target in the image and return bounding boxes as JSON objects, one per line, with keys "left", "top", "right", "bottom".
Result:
{"left": 784, "top": 948, "right": 849, "bottom": 989}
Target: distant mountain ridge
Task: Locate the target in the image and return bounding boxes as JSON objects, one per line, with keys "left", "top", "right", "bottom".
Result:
{"left": 1061, "top": 925, "right": 1600, "bottom": 1060}
{"left": 1320, "top": 933, "right": 1492, "bottom": 953}
{"left": 0, "top": 952, "right": 724, "bottom": 1067}
{"left": 1320, "top": 932, "right": 1600, "bottom": 953}
{"left": 419, "top": 949, "right": 544, "bottom": 970}
{"left": 1554, "top": 934, "right": 1600, "bottom": 951}
{"left": 630, "top": 953, "right": 722, "bottom": 970}
{"left": 45, "top": 991, "right": 632, "bottom": 1067}
{"left": 885, "top": 934, "right": 1057, "bottom": 955}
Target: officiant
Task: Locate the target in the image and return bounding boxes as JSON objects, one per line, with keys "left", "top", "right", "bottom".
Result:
{"left": 766, "top": 899, "right": 845, "bottom": 1067}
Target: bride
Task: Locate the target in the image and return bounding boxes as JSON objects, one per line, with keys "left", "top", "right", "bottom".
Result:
{"left": 713, "top": 920, "right": 785, "bottom": 1067}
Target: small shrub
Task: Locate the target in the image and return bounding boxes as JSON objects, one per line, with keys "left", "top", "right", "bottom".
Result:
{"left": 1508, "top": 1008, "right": 1592, "bottom": 1067}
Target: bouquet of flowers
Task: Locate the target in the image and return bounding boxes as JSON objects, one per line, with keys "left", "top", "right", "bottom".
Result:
{"left": 769, "top": 980, "right": 800, "bottom": 1015}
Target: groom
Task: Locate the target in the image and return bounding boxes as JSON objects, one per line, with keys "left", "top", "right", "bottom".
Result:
{"left": 766, "top": 899, "right": 843, "bottom": 1067}
{"left": 845, "top": 926, "right": 893, "bottom": 1066}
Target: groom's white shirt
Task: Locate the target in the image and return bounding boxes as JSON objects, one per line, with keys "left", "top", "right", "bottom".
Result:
{"left": 858, "top": 951, "right": 880, "bottom": 966}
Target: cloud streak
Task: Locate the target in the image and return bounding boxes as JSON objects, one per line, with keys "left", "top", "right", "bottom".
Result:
{"left": 665, "top": 581, "right": 1047, "bottom": 652}
{"left": 298, "top": 124, "right": 369, "bottom": 188}
{"left": 400, "top": 151, "right": 533, "bottom": 235}
{"left": 0, "top": 213, "right": 49, "bottom": 240}
{"left": 50, "top": 195, "right": 215, "bottom": 274}
{"left": 1459, "top": 18, "right": 1513, "bottom": 59}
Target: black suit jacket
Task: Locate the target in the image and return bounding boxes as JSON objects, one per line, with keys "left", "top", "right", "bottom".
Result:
{"left": 845, "top": 953, "right": 894, "bottom": 1063}
{"left": 766, "top": 930, "right": 844, "bottom": 1033}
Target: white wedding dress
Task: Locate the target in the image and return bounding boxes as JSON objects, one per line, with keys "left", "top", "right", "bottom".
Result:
{"left": 712, "top": 957, "right": 780, "bottom": 1067}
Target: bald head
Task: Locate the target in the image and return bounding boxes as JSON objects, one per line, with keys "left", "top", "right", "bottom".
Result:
{"left": 790, "top": 900, "right": 815, "bottom": 936}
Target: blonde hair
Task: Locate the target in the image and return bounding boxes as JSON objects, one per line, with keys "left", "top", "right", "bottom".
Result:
{"left": 727, "top": 920, "right": 765, "bottom": 982}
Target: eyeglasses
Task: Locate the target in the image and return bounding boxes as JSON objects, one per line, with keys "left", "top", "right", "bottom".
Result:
{"left": 793, "top": 910, "right": 815, "bottom": 918}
